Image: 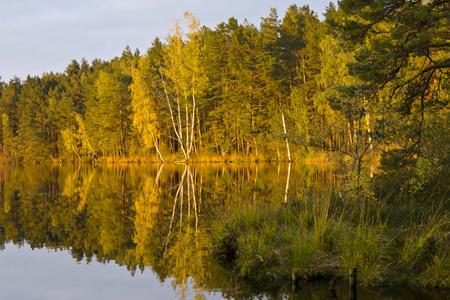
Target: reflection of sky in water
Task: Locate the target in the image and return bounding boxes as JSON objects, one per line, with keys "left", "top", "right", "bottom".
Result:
{"left": 0, "top": 242, "right": 219, "bottom": 300}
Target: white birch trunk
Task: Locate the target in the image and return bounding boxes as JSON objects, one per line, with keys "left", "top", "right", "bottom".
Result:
{"left": 153, "top": 139, "right": 166, "bottom": 163}
{"left": 364, "top": 97, "right": 372, "bottom": 150}
{"left": 159, "top": 70, "right": 189, "bottom": 160}
{"left": 282, "top": 112, "right": 292, "bottom": 162}
{"left": 284, "top": 162, "right": 291, "bottom": 203}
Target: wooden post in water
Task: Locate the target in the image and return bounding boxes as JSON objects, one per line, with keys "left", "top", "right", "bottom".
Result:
{"left": 291, "top": 271, "right": 300, "bottom": 292}
{"left": 349, "top": 268, "right": 357, "bottom": 300}
{"left": 329, "top": 277, "right": 337, "bottom": 298}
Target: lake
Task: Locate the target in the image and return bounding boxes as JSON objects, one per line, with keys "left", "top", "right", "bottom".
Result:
{"left": 0, "top": 164, "right": 447, "bottom": 299}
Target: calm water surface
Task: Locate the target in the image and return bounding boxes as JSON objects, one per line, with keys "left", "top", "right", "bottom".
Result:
{"left": 0, "top": 164, "right": 447, "bottom": 299}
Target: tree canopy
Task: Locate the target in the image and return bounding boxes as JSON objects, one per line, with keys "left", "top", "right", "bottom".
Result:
{"left": 0, "top": 1, "right": 447, "bottom": 179}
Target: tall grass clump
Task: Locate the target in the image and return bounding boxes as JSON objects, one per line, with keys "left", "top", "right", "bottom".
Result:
{"left": 280, "top": 202, "right": 329, "bottom": 279}
{"left": 393, "top": 208, "right": 450, "bottom": 286}
{"left": 419, "top": 252, "right": 450, "bottom": 288}
{"left": 211, "top": 204, "right": 288, "bottom": 281}
{"left": 335, "top": 218, "right": 388, "bottom": 285}
{"left": 211, "top": 196, "right": 339, "bottom": 283}
{"left": 287, "top": 228, "right": 316, "bottom": 278}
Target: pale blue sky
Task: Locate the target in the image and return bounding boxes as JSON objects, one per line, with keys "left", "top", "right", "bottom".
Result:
{"left": 0, "top": 0, "right": 337, "bottom": 82}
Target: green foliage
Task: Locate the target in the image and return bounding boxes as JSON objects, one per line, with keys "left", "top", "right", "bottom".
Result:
{"left": 2, "top": 114, "right": 15, "bottom": 160}
{"left": 90, "top": 65, "right": 132, "bottom": 155}
{"left": 375, "top": 110, "right": 450, "bottom": 203}
{"left": 419, "top": 253, "right": 450, "bottom": 288}
{"left": 211, "top": 204, "right": 288, "bottom": 281}
{"left": 212, "top": 198, "right": 338, "bottom": 282}
{"left": 211, "top": 179, "right": 449, "bottom": 287}
{"left": 336, "top": 219, "right": 387, "bottom": 284}
{"left": 130, "top": 62, "right": 159, "bottom": 151}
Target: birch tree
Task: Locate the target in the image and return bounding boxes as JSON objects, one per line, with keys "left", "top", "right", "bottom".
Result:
{"left": 61, "top": 113, "right": 97, "bottom": 159}
{"left": 160, "top": 12, "right": 206, "bottom": 160}
{"left": 130, "top": 58, "right": 165, "bottom": 162}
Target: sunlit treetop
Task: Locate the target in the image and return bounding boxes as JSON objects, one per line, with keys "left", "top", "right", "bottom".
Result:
{"left": 338, "top": 0, "right": 450, "bottom": 97}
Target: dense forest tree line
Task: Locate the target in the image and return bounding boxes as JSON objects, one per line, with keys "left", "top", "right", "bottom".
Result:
{"left": 0, "top": 1, "right": 448, "bottom": 176}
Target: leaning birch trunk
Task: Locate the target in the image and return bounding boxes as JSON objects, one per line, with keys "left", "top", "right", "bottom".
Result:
{"left": 0, "top": 144, "right": 14, "bottom": 162}
{"left": 282, "top": 112, "right": 292, "bottom": 162}
{"left": 72, "top": 146, "right": 81, "bottom": 160}
{"left": 284, "top": 162, "right": 291, "bottom": 203}
{"left": 86, "top": 141, "right": 98, "bottom": 158}
{"left": 154, "top": 162, "right": 164, "bottom": 186}
{"left": 153, "top": 139, "right": 166, "bottom": 163}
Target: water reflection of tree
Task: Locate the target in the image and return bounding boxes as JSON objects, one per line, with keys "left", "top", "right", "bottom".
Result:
{"left": 132, "top": 164, "right": 210, "bottom": 299}
{"left": 0, "top": 163, "right": 339, "bottom": 298}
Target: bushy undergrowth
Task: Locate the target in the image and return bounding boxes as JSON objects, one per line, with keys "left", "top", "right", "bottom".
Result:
{"left": 211, "top": 186, "right": 449, "bottom": 287}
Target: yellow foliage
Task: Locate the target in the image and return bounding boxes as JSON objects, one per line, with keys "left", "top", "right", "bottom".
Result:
{"left": 130, "top": 65, "right": 159, "bottom": 150}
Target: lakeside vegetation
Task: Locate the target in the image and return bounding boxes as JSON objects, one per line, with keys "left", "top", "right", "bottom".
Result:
{"left": 0, "top": 163, "right": 448, "bottom": 296}
{"left": 0, "top": 0, "right": 449, "bottom": 292}
{"left": 212, "top": 185, "right": 449, "bottom": 288}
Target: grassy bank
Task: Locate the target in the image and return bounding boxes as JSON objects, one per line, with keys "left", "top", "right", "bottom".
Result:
{"left": 210, "top": 187, "right": 449, "bottom": 288}
{"left": 47, "top": 149, "right": 329, "bottom": 165}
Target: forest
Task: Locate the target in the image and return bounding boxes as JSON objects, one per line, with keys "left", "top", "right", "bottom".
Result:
{"left": 0, "top": 0, "right": 448, "bottom": 173}
{"left": 0, "top": 0, "right": 449, "bottom": 290}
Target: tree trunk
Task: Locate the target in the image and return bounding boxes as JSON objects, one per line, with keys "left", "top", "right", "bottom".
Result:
{"left": 282, "top": 112, "right": 291, "bottom": 162}
{"left": 284, "top": 162, "right": 291, "bottom": 203}
{"left": 154, "top": 139, "right": 165, "bottom": 163}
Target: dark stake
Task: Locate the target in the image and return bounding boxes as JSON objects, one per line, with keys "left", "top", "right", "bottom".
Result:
{"left": 291, "top": 272, "right": 301, "bottom": 292}
{"left": 349, "top": 268, "right": 357, "bottom": 300}
{"left": 329, "top": 277, "right": 337, "bottom": 298}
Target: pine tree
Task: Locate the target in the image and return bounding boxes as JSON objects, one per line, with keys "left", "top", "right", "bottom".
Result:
{"left": 1, "top": 114, "right": 15, "bottom": 161}
{"left": 85, "top": 55, "right": 133, "bottom": 157}
{"left": 337, "top": 0, "right": 450, "bottom": 177}
{"left": 0, "top": 77, "right": 21, "bottom": 138}
{"left": 201, "top": 20, "right": 235, "bottom": 155}
{"left": 81, "top": 58, "right": 103, "bottom": 156}
{"left": 339, "top": 0, "right": 450, "bottom": 151}
{"left": 15, "top": 76, "right": 52, "bottom": 162}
